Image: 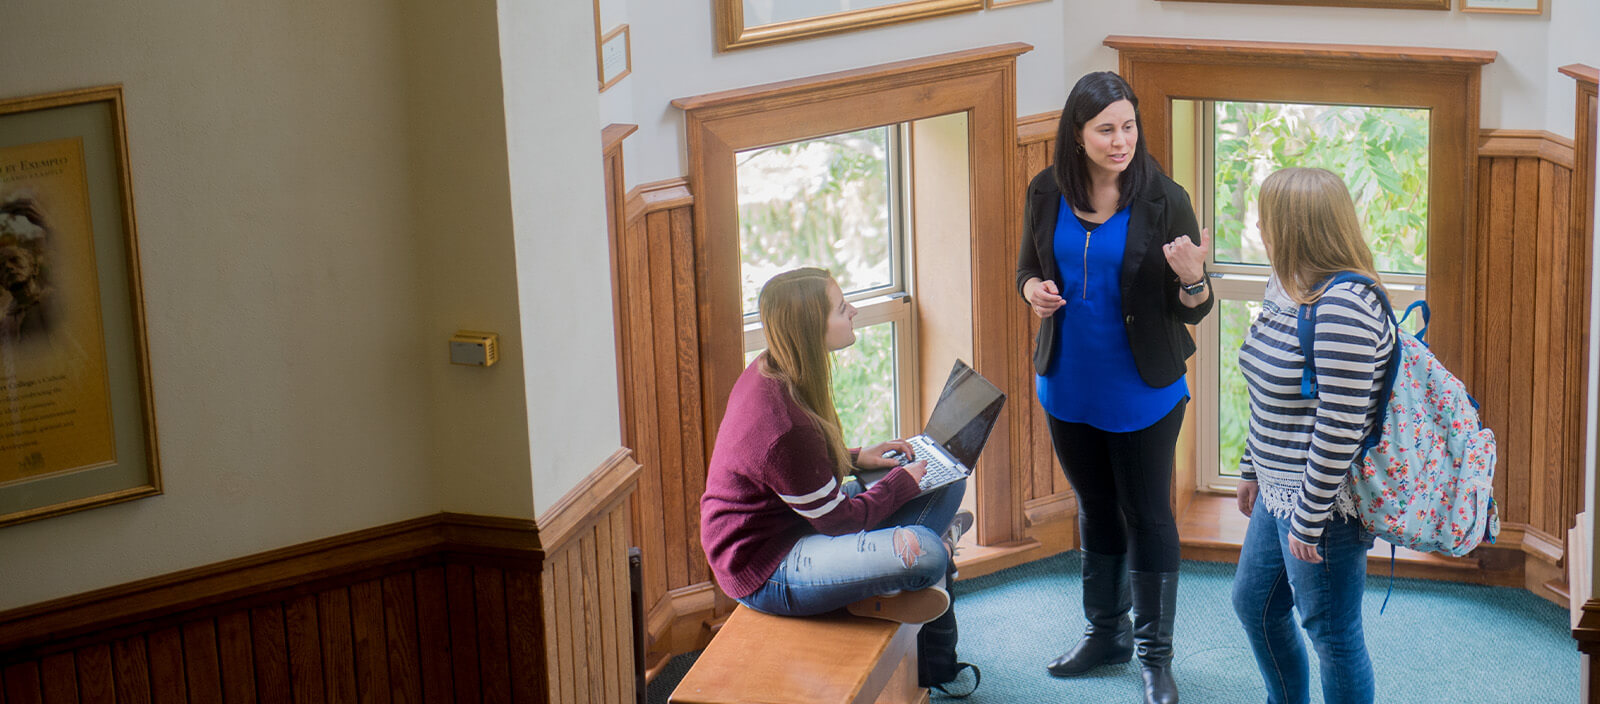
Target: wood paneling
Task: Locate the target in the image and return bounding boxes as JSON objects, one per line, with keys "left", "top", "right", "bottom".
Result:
{"left": 0, "top": 488, "right": 641, "bottom": 704}
{"left": 608, "top": 175, "right": 703, "bottom": 660}
{"left": 0, "top": 439, "right": 642, "bottom": 704}
{"left": 612, "top": 177, "right": 718, "bottom": 666}
{"left": 535, "top": 450, "right": 642, "bottom": 704}
{"left": 1475, "top": 129, "right": 1587, "bottom": 576}
{"left": 1013, "top": 112, "right": 1072, "bottom": 510}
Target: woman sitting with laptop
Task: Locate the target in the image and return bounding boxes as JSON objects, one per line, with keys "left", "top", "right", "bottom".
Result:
{"left": 700, "top": 267, "right": 967, "bottom": 625}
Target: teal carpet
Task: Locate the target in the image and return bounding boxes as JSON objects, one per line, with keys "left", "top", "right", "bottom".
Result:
{"left": 650, "top": 552, "right": 1577, "bottom": 703}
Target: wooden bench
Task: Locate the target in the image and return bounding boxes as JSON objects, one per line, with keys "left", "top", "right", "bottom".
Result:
{"left": 669, "top": 605, "right": 927, "bottom": 704}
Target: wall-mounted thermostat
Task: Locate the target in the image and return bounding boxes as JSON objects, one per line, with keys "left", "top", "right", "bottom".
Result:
{"left": 449, "top": 330, "right": 499, "bottom": 367}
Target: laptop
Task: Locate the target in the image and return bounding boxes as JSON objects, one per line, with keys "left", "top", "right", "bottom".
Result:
{"left": 855, "top": 359, "right": 1007, "bottom": 495}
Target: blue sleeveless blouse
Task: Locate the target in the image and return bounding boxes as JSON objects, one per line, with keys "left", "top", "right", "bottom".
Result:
{"left": 1036, "top": 196, "right": 1189, "bottom": 432}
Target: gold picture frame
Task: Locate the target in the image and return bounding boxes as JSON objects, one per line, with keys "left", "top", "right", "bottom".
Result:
{"left": 0, "top": 85, "right": 160, "bottom": 527}
{"left": 985, "top": 0, "right": 1050, "bottom": 8}
{"left": 716, "top": 0, "right": 984, "bottom": 52}
{"left": 1460, "top": 0, "right": 1543, "bottom": 14}
{"left": 1156, "top": 0, "right": 1447, "bottom": 8}
{"left": 598, "top": 24, "right": 633, "bottom": 92}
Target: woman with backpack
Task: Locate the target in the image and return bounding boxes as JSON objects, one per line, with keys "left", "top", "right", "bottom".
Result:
{"left": 1231, "top": 167, "right": 1396, "bottom": 704}
{"left": 699, "top": 267, "right": 969, "bottom": 627}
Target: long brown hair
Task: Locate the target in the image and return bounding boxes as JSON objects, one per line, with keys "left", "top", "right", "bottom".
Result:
{"left": 757, "top": 268, "right": 852, "bottom": 479}
{"left": 1258, "top": 167, "right": 1385, "bottom": 305}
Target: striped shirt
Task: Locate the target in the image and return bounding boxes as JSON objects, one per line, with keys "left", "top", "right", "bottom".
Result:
{"left": 1238, "top": 276, "right": 1394, "bottom": 545}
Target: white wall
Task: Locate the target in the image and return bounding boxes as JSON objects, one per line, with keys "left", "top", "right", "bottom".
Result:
{"left": 612, "top": 0, "right": 1583, "bottom": 187}
{"left": 0, "top": 0, "right": 437, "bottom": 609}
{"left": 403, "top": 0, "right": 538, "bottom": 520}
{"left": 1546, "top": 0, "right": 1600, "bottom": 137}
{"left": 499, "top": 0, "right": 624, "bottom": 516}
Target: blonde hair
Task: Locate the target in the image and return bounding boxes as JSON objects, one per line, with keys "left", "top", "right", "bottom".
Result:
{"left": 1258, "top": 167, "right": 1386, "bottom": 305}
{"left": 757, "top": 268, "right": 852, "bottom": 479}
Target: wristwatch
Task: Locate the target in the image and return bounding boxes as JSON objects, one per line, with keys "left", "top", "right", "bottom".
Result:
{"left": 1181, "top": 277, "right": 1207, "bottom": 296}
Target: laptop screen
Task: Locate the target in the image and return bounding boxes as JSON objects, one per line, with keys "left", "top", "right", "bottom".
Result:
{"left": 922, "top": 360, "right": 1006, "bottom": 469}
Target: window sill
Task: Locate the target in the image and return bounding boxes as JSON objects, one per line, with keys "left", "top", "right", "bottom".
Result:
{"left": 1177, "top": 492, "right": 1486, "bottom": 580}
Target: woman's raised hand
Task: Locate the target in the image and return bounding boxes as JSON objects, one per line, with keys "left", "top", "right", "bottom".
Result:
{"left": 856, "top": 440, "right": 915, "bottom": 470}
{"left": 1025, "top": 278, "right": 1065, "bottom": 319}
{"left": 1163, "top": 227, "right": 1211, "bottom": 286}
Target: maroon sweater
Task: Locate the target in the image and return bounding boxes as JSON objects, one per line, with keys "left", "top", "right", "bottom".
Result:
{"left": 700, "top": 359, "right": 921, "bottom": 598}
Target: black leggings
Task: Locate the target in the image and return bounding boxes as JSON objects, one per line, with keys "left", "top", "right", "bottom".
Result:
{"left": 1047, "top": 400, "right": 1185, "bottom": 573}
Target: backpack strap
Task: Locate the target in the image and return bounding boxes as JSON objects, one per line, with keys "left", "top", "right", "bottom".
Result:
{"left": 1296, "top": 272, "right": 1402, "bottom": 461}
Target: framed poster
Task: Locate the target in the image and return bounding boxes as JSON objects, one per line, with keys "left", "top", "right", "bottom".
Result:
{"left": 0, "top": 85, "right": 159, "bottom": 527}
{"left": 1460, "top": 0, "right": 1542, "bottom": 14}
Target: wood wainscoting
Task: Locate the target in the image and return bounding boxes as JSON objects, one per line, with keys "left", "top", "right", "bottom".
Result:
{"left": 537, "top": 448, "right": 645, "bottom": 704}
{"left": 1474, "top": 128, "right": 1587, "bottom": 603}
{"left": 0, "top": 449, "right": 642, "bottom": 703}
{"left": 1011, "top": 112, "right": 1078, "bottom": 556}
{"left": 0, "top": 515, "right": 549, "bottom": 703}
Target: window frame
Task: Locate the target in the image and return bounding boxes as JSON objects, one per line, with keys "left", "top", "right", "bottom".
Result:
{"left": 1106, "top": 35, "right": 1494, "bottom": 509}
{"left": 675, "top": 44, "right": 1029, "bottom": 546}
{"left": 1187, "top": 99, "right": 1431, "bottom": 492}
{"left": 738, "top": 125, "right": 920, "bottom": 439}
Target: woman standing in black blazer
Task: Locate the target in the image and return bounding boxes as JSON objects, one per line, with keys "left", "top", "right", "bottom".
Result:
{"left": 1016, "top": 71, "right": 1212, "bottom": 704}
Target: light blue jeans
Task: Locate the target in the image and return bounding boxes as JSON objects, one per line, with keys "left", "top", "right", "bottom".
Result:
{"left": 738, "top": 478, "right": 965, "bottom": 617}
{"left": 1231, "top": 496, "right": 1376, "bottom": 704}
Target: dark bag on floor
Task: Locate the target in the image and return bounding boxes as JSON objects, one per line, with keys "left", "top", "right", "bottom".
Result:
{"left": 917, "top": 591, "right": 980, "bottom": 698}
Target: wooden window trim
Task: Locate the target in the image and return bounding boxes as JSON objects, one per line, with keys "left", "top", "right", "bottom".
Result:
{"left": 1107, "top": 36, "right": 1493, "bottom": 520}
{"left": 1108, "top": 35, "right": 1493, "bottom": 392}
{"left": 673, "top": 43, "right": 1032, "bottom": 546}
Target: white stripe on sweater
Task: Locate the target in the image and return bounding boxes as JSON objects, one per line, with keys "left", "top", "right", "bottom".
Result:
{"left": 778, "top": 477, "right": 838, "bottom": 505}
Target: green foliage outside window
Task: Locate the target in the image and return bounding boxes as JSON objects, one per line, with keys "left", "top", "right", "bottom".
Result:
{"left": 737, "top": 127, "right": 892, "bottom": 314}
{"left": 745, "top": 322, "right": 898, "bottom": 449}
{"left": 1212, "top": 101, "right": 1430, "bottom": 477}
{"left": 738, "top": 127, "right": 901, "bottom": 446}
{"left": 831, "top": 323, "right": 897, "bottom": 447}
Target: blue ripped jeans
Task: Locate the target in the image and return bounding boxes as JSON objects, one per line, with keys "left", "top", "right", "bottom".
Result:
{"left": 738, "top": 479, "right": 965, "bottom": 617}
{"left": 1231, "top": 496, "right": 1376, "bottom": 704}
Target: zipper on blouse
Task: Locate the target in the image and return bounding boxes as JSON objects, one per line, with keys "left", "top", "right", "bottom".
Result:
{"left": 1081, "top": 228, "right": 1093, "bottom": 300}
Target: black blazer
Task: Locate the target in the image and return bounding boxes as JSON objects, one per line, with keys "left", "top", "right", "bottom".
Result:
{"left": 1015, "top": 166, "right": 1214, "bottom": 387}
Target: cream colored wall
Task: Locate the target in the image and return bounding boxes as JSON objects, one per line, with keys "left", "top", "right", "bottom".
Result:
{"left": 0, "top": 1, "right": 438, "bottom": 609}
{"left": 614, "top": 0, "right": 1587, "bottom": 186}
{"left": 402, "top": 0, "right": 536, "bottom": 520}
{"left": 0, "top": 0, "right": 626, "bottom": 609}
{"left": 498, "top": 0, "right": 623, "bottom": 516}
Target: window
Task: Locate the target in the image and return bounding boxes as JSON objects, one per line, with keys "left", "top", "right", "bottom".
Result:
{"left": 677, "top": 43, "right": 1031, "bottom": 545}
{"left": 736, "top": 126, "right": 917, "bottom": 446}
{"left": 1184, "top": 100, "right": 1431, "bottom": 490}
{"left": 1107, "top": 38, "right": 1491, "bottom": 505}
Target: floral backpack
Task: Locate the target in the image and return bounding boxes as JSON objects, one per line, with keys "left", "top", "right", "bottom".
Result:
{"left": 1298, "top": 272, "right": 1500, "bottom": 559}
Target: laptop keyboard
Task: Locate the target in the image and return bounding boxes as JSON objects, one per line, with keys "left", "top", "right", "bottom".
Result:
{"left": 908, "top": 436, "right": 964, "bottom": 491}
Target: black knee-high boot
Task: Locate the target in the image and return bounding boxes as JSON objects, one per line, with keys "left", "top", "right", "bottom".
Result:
{"left": 1046, "top": 550, "right": 1133, "bottom": 677}
{"left": 1130, "top": 570, "right": 1179, "bottom": 704}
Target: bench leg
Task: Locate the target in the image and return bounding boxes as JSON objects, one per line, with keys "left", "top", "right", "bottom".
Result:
{"left": 871, "top": 647, "right": 928, "bottom": 704}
